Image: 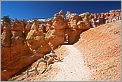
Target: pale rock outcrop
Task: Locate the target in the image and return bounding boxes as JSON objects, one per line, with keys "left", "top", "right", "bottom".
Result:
{"left": 51, "top": 12, "right": 68, "bottom": 30}
{"left": 26, "top": 27, "right": 51, "bottom": 54}
{"left": 46, "top": 10, "right": 68, "bottom": 48}
{"left": 25, "top": 22, "right": 32, "bottom": 37}
{"left": 46, "top": 29, "right": 65, "bottom": 48}
{"left": 46, "top": 19, "right": 53, "bottom": 31}
{"left": 1, "top": 22, "right": 33, "bottom": 81}
{"left": 30, "top": 20, "right": 39, "bottom": 30}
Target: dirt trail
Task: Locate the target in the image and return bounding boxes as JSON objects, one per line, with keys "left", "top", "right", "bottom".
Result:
{"left": 12, "top": 45, "right": 90, "bottom": 81}
{"left": 52, "top": 45, "right": 90, "bottom": 81}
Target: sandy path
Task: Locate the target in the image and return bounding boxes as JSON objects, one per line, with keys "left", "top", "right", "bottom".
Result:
{"left": 13, "top": 45, "right": 90, "bottom": 81}
{"left": 51, "top": 45, "right": 90, "bottom": 81}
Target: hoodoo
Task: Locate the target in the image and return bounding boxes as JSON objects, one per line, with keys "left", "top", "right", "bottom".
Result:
{"left": 1, "top": 9, "right": 121, "bottom": 81}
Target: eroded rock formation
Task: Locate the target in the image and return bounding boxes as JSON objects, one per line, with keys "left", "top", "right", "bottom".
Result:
{"left": 1, "top": 9, "right": 121, "bottom": 80}
{"left": 26, "top": 25, "right": 51, "bottom": 54}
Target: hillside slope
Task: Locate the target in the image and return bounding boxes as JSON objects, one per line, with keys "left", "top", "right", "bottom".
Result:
{"left": 75, "top": 20, "right": 121, "bottom": 80}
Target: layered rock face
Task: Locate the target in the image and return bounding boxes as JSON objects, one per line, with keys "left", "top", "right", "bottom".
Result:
{"left": 1, "top": 9, "right": 121, "bottom": 80}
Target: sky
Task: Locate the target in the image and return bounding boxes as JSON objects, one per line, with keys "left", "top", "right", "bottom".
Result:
{"left": 1, "top": 1, "right": 121, "bottom": 20}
